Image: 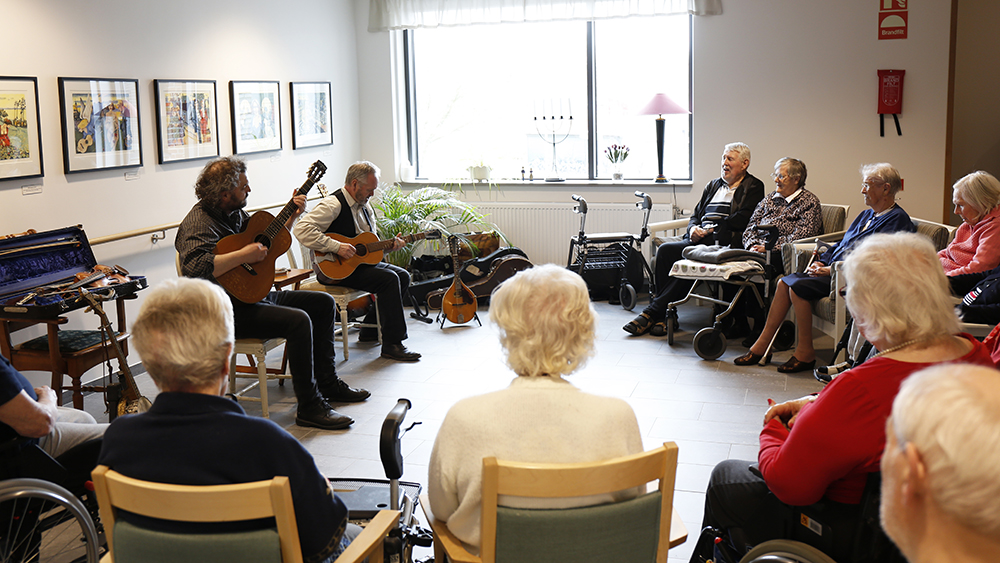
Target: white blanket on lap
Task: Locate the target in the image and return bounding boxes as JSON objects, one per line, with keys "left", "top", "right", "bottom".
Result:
{"left": 670, "top": 259, "right": 764, "bottom": 280}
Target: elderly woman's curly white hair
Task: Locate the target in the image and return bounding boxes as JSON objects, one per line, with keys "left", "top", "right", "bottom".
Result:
{"left": 489, "top": 264, "right": 596, "bottom": 377}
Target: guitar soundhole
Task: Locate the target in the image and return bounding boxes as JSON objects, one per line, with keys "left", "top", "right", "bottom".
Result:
{"left": 253, "top": 234, "right": 271, "bottom": 248}
{"left": 356, "top": 246, "right": 368, "bottom": 257}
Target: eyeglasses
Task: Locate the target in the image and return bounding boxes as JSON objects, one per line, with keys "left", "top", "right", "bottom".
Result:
{"left": 838, "top": 286, "right": 848, "bottom": 299}
{"left": 861, "top": 180, "right": 886, "bottom": 190}
{"left": 770, "top": 173, "right": 788, "bottom": 181}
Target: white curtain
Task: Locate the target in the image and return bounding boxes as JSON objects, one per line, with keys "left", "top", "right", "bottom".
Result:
{"left": 368, "top": 0, "right": 721, "bottom": 32}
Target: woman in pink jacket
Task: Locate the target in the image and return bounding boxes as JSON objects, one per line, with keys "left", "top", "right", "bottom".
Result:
{"left": 940, "top": 171, "right": 1000, "bottom": 276}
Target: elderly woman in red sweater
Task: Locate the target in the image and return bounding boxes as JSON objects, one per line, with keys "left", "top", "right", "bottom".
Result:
{"left": 690, "top": 232, "right": 995, "bottom": 563}
{"left": 940, "top": 171, "right": 1000, "bottom": 276}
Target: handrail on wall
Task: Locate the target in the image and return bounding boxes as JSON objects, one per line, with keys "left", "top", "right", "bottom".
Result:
{"left": 89, "top": 195, "right": 323, "bottom": 246}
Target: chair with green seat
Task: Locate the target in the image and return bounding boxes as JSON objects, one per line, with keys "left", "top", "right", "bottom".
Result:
{"left": 92, "top": 464, "right": 399, "bottom": 563}
{"left": 420, "top": 441, "right": 687, "bottom": 563}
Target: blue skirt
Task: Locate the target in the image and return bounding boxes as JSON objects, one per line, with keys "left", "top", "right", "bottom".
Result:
{"left": 781, "top": 272, "right": 831, "bottom": 301}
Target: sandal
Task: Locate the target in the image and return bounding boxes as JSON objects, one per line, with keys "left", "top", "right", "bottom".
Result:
{"left": 649, "top": 321, "right": 669, "bottom": 337}
{"left": 623, "top": 313, "right": 653, "bottom": 336}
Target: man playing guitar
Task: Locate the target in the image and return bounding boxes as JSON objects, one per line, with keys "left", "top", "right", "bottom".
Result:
{"left": 175, "top": 156, "right": 369, "bottom": 430}
{"left": 293, "top": 161, "right": 421, "bottom": 362}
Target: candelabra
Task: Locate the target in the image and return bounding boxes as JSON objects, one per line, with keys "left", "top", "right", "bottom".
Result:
{"left": 534, "top": 99, "right": 573, "bottom": 182}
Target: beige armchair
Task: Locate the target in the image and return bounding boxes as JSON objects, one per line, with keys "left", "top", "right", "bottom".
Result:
{"left": 782, "top": 215, "right": 957, "bottom": 363}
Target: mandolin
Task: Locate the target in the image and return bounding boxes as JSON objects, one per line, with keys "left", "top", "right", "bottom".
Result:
{"left": 441, "top": 235, "right": 478, "bottom": 325}
{"left": 315, "top": 229, "right": 441, "bottom": 281}
{"left": 215, "top": 160, "right": 326, "bottom": 303}
{"left": 81, "top": 290, "right": 151, "bottom": 419}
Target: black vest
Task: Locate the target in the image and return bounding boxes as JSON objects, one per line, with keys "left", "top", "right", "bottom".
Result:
{"left": 324, "top": 189, "right": 366, "bottom": 237}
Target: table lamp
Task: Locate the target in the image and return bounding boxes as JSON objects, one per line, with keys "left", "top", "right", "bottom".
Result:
{"left": 639, "top": 93, "right": 688, "bottom": 183}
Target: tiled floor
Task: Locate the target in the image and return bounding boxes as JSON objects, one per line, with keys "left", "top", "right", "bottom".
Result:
{"left": 100, "top": 299, "right": 828, "bottom": 563}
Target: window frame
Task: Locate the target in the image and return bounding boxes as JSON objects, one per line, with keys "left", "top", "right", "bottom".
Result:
{"left": 402, "top": 17, "right": 693, "bottom": 183}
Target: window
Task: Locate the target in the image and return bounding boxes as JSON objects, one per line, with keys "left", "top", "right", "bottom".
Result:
{"left": 405, "top": 16, "right": 691, "bottom": 182}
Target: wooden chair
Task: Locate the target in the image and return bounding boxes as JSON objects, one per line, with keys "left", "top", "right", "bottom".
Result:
{"left": 420, "top": 442, "right": 687, "bottom": 563}
{"left": 92, "top": 465, "right": 398, "bottom": 563}
{"left": 0, "top": 299, "right": 132, "bottom": 409}
{"left": 293, "top": 245, "right": 381, "bottom": 361}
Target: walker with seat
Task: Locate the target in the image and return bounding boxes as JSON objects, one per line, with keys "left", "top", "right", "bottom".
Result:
{"left": 566, "top": 191, "right": 656, "bottom": 310}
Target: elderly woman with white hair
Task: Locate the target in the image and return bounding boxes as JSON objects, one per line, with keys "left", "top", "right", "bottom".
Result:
{"left": 428, "top": 264, "right": 643, "bottom": 553}
{"left": 737, "top": 163, "right": 916, "bottom": 373}
{"left": 690, "top": 232, "right": 994, "bottom": 563}
{"left": 939, "top": 170, "right": 1000, "bottom": 276}
{"left": 881, "top": 363, "right": 1000, "bottom": 563}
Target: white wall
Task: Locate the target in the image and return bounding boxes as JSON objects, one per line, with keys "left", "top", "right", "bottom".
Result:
{"left": 358, "top": 0, "right": 958, "bottom": 223}
{"left": 1, "top": 0, "right": 364, "bottom": 384}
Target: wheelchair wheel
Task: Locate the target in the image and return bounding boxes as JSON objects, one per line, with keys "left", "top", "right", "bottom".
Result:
{"left": 693, "top": 328, "right": 727, "bottom": 360}
{"left": 739, "top": 539, "right": 837, "bottom": 563}
{"left": 619, "top": 283, "right": 637, "bottom": 311}
{"left": 0, "top": 478, "right": 101, "bottom": 563}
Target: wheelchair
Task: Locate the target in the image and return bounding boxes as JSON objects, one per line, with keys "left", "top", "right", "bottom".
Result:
{"left": 0, "top": 437, "right": 104, "bottom": 562}
{"left": 705, "top": 471, "right": 904, "bottom": 563}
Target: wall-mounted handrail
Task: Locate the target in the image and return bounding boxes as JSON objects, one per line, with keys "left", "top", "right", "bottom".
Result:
{"left": 89, "top": 195, "right": 323, "bottom": 246}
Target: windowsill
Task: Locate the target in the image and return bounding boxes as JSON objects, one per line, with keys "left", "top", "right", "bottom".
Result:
{"left": 399, "top": 178, "right": 694, "bottom": 188}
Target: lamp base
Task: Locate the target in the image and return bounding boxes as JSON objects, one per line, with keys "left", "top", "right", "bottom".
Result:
{"left": 655, "top": 175, "right": 668, "bottom": 183}
{"left": 544, "top": 177, "right": 565, "bottom": 182}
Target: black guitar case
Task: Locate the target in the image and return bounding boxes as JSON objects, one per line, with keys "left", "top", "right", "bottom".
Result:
{"left": 408, "top": 247, "right": 529, "bottom": 307}
{"left": 426, "top": 255, "right": 533, "bottom": 310}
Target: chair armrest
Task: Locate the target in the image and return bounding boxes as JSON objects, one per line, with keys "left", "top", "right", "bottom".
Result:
{"left": 419, "top": 493, "right": 479, "bottom": 563}
{"left": 334, "top": 509, "right": 400, "bottom": 563}
{"left": 648, "top": 219, "right": 688, "bottom": 234}
{"left": 829, "top": 261, "right": 844, "bottom": 300}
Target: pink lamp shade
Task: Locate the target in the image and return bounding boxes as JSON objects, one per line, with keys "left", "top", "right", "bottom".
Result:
{"left": 639, "top": 93, "right": 688, "bottom": 116}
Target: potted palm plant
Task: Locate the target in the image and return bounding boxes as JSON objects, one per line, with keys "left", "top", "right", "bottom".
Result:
{"left": 372, "top": 184, "right": 505, "bottom": 269}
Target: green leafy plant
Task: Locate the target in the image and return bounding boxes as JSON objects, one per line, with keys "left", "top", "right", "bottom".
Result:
{"left": 604, "top": 144, "right": 630, "bottom": 164}
{"left": 372, "top": 184, "right": 506, "bottom": 268}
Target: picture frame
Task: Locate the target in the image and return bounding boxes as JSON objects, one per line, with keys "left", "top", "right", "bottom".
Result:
{"left": 0, "top": 76, "right": 44, "bottom": 181}
{"left": 230, "top": 80, "right": 281, "bottom": 154}
{"left": 290, "top": 81, "right": 333, "bottom": 149}
{"left": 58, "top": 77, "right": 142, "bottom": 174}
{"left": 154, "top": 80, "right": 220, "bottom": 164}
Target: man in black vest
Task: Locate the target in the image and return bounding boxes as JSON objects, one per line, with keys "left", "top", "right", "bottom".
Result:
{"left": 176, "top": 156, "right": 370, "bottom": 430}
{"left": 294, "top": 161, "right": 421, "bottom": 362}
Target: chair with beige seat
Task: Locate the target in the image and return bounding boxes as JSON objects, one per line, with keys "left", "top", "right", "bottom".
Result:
{"left": 420, "top": 442, "right": 687, "bottom": 563}
{"left": 92, "top": 464, "right": 398, "bottom": 563}
{"left": 291, "top": 245, "right": 381, "bottom": 361}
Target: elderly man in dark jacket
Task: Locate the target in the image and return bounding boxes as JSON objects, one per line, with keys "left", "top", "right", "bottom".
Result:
{"left": 624, "top": 142, "right": 765, "bottom": 337}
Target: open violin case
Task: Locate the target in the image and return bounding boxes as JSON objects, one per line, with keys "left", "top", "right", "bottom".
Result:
{"left": 0, "top": 225, "right": 147, "bottom": 319}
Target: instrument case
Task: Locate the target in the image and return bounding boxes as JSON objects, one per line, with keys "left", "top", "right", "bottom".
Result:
{"left": 0, "top": 225, "right": 146, "bottom": 319}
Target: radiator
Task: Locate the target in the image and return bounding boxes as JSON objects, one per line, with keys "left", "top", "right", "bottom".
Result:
{"left": 475, "top": 202, "right": 673, "bottom": 266}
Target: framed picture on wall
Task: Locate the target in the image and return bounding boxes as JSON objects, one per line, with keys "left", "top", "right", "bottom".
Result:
{"left": 0, "top": 76, "right": 44, "bottom": 180}
{"left": 290, "top": 81, "right": 333, "bottom": 149}
{"left": 154, "top": 80, "right": 219, "bottom": 164}
{"left": 230, "top": 80, "right": 281, "bottom": 154}
{"left": 58, "top": 77, "right": 142, "bottom": 174}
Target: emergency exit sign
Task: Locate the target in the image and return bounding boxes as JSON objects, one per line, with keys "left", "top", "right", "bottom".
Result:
{"left": 879, "top": 0, "right": 908, "bottom": 40}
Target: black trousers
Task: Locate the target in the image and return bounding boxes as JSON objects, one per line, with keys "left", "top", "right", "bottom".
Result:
{"left": 231, "top": 289, "right": 339, "bottom": 406}
{"left": 327, "top": 262, "right": 411, "bottom": 345}
{"left": 691, "top": 459, "right": 862, "bottom": 563}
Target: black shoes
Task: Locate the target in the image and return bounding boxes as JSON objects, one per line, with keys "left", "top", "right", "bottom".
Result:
{"left": 321, "top": 378, "right": 371, "bottom": 403}
{"left": 295, "top": 399, "right": 354, "bottom": 430}
{"left": 381, "top": 342, "right": 421, "bottom": 362}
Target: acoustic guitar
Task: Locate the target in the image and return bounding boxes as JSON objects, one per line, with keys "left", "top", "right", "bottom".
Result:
{"left": 441, "top": 235, "right": 478, "bottom": 325}
{"left": 315, "top": 229, "right": 441, "bottom": 281}
{"left": 215, "top": 160, "right": 327, "bottom": 303}
{"left": 81, "top": 290, "right": 151, "bottom": 419}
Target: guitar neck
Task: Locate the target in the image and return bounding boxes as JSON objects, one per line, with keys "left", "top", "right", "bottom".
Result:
{"left": 264, "top": 179, "right": 317, "bottom": 242}
{"left": 364, "top": 232, "right": 427, "bottom": 253}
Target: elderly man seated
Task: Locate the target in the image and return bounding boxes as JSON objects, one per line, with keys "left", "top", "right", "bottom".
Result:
{"left": 624, "top": 142, "right": 765, "bottom": 337}
{"left": 97, "top": 278, "right": 361, "bottom": 563}
{"left": 882, "top": 363, "right": 1000, "bottom": 563}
